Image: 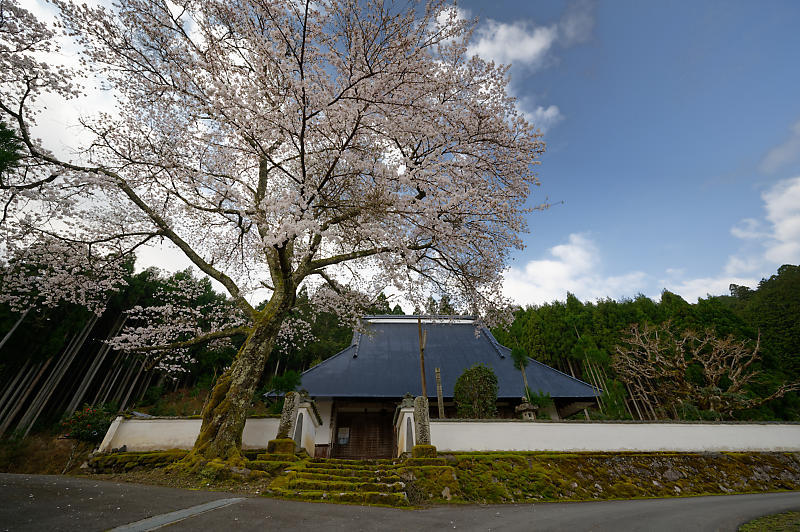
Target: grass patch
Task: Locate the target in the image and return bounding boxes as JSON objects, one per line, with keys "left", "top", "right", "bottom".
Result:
{"left": 739, "top": 511, "right": 800, "bottom": 531}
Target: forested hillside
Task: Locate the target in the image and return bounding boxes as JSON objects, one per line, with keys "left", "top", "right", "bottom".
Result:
{"left": 492, "top": 264, "right": 800, "bottom": 421}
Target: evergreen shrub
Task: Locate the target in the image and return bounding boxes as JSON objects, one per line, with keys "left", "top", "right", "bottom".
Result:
{"left": 454, "top": 364, "right": 498, "bottom": 418}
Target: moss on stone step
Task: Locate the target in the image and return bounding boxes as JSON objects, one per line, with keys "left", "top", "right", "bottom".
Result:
{"left": 242, "top": 449, "right": 267, "bottom": 460}
{"left": 290, "top": 471, "right": 403, "bottom": 484}
{"left": 288, "top": 478, "right": 406, "bottom": 493}
{"left": 298, "top": 466, "right": 400, "bottom": 479}
{"left": 255, "top": 452, "right": 298, "bottom": 462}
{"left": 404, "top": 457, "right": 447, "bottom": 467}
{"left": 303, "top": 461, "right": 398, "bottom": 471}
{"left": 266, "top": 488, "right": 409, "bottom": 507}
{"left": 309, "top": 458, "right": 397, "bottom": 466}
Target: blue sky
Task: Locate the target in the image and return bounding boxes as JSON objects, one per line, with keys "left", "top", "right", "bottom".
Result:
{"left": 458, "top": 0, "right": 800, "bottom": 305}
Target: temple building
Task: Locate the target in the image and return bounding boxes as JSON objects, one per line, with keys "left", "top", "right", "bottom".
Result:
{"left": 300, "top": 315, "right": 599, "bottom": 458}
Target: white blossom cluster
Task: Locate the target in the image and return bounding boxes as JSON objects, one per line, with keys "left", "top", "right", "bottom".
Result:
{"left": 0, "top": 236, "right": 128, "bottom": 314}
{"left": 107, "top": 272, "right": 248, "bottom": 372}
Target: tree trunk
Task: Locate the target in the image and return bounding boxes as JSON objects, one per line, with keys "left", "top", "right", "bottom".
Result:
{"left": 190, "top": 292, "right": 292, "bottom": 463}
{"left": 519, "top": 362, "right": 530, "bottom": 395}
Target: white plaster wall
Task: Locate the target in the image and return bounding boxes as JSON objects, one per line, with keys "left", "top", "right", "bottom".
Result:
{"left": 314, "top": 400, "right": 333, "bottom": 445}
{"left": 430, "top": 422, "right": 800, "bottom": 452}
{"left": 295, "top": 407, "right": 318, "bottom": 456}
{"left": 242, "top": 418, "right": 281, "bottom": 449}
{"left": 100, "top": 417, "right": 280, "bottom": 452}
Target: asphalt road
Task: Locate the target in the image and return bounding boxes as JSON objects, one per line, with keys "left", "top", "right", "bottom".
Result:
{"left": 1, "top": 473, "right": 799, "bottom": 532}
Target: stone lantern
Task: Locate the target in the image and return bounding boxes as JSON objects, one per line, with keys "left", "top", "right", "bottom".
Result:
{"left": 515, "top": 396, "right": 539, "bottom": 421}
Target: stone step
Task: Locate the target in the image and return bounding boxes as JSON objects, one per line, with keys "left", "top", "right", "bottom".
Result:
{"left": 255, "top": 453, "right": 297, "bottom": 462}
{"left": 302, "top": 461, "right": 398, "bottom": 471}
{"left": 267, "top": 488, "right": 409, "bottom": 507}
{"left": 291, "top": 466, "right": 399, "bottom": 479}
{"left": 309, "top": 458, "right": 397, "bottom": 466}
{"left": 289, "top": 470, "right": 404, "bottom": 484}
{"left": 287, "top": 478, "right": 406, "bottom": 493}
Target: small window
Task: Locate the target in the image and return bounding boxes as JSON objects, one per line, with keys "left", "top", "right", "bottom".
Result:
{"left": 337, "top": 426, "right": 350, "bottom": 445}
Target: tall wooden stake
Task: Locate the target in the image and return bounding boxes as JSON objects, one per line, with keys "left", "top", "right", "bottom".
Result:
{"left": 417, "top": 317, "right": 427, "bottom": 398}
{"left": 435, "top": 367, "right": 444, "bottom": 418}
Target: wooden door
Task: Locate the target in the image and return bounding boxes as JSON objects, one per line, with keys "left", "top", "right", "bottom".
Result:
{"left": 332, "top": 411, "right": 393, "bottom": 459}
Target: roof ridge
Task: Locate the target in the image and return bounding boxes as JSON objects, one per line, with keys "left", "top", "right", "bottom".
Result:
{"left": 481, "top": 327, "right": 507, "bottom": 359}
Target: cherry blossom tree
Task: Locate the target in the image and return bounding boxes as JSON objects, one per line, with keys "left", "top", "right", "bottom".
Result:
{"left": 0, "top": 0, "right": 545, "bottom": 462}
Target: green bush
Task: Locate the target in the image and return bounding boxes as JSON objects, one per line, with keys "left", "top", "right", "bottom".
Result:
{"left": 525, "top": 389, "right": 554, "bottom": 409}
{"left": 61, "top": 405, "right": 115, "bottom": 443}
{"left": 454, "top": 363, "right": 498, "bottom": 418}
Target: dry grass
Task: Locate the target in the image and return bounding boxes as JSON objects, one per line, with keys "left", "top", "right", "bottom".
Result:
{"left": 0, "top": 434, "right": 93, "bottom": 475}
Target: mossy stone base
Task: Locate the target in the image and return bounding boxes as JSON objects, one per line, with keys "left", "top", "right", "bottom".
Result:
{"left": 88, "top": 450, "right": 188, "bottom": 473}
{"left": 267, "top": 438, "right": 296, "bottom": 454}
{"left": 398, "top": 465, "right": 461, "bottom": 503}
{"left": 412, "top": 445, "right": 437, "bottom": 458}
{"left": 447, "top": 451, "right": 800, "bottom": 504}
{"left": 247, "top": 460, "right": 295, "bottom": 475}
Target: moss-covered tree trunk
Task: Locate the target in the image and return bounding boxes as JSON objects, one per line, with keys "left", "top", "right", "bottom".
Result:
{"left": 189, "top": 288, "right": 294, "bottom": 464}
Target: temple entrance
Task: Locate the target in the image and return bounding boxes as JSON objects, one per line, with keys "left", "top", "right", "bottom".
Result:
{"left": 331, "top": 410, "right": 394, "bottom": 459}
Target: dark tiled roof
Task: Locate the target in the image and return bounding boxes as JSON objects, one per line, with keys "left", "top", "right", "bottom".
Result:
{"left": 300, "top": 316, "right": 599, "bottom": 399}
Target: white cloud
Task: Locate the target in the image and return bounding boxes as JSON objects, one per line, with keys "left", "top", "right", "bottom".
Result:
{"left": 723, "top": 255, "right": 763, "bottom": 276}
{"left": 469, "top": 21, "right": 559, "bottom": 69}
{"left": 760, "top": 120, "right": 800, "bottom": 174}
{"left": 762, "top": 176, "right": 800, "bottom": 263}
{"left": 467, "top": 0, "right": 595, "bottom": 70}
{"left": 730, "top": 217, "right": 768, "bottom": 240}
{"left": 658, "top": 274, "right": 757, "bottom": 303}
{"left": 725, "top": 176, "right": 800, "bottom": 270}
{"left": 522, "top": 104, "right": 564, "bottom": 134}
{"left": 503, "top": 233, "right": 649, "bottom": 306}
